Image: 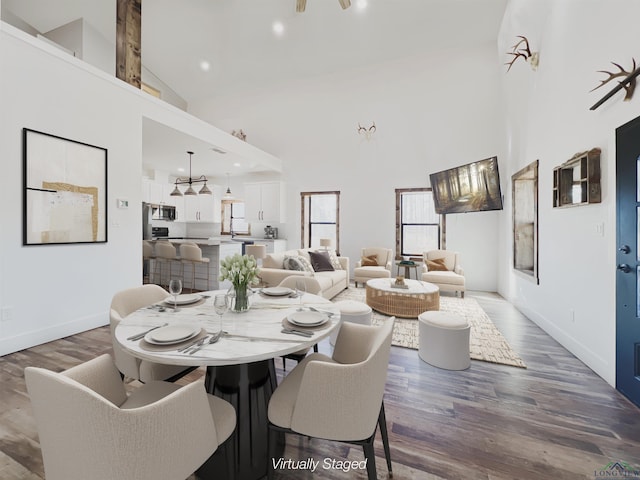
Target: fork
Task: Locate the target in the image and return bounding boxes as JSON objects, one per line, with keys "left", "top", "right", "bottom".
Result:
{"left": 178, "top": 336, "right": 208, "bottom": 353}
{"left": 188, "top": 331, "right": 223, "bottom": 354}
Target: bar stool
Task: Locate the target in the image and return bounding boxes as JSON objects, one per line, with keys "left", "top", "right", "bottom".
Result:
{"left": 143, "top": 240, "right": 155, "bottom": 284}
{"left": 330, "top": 300, "right": 373, "bottom": 345}
{"left": 180, "top": 243, "right": 210, "bottom": 292}
{"left": 154, "top": 241, "right": 180, "bottom": 288}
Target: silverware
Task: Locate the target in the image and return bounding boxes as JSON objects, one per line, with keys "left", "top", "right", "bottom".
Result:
{"left": 308, "top": 306, "right": 334, "bottom": 317}
{"left": 127, "top": 323, "right": 168, "bottom": 341}
{"left": 281, "top": 328, "right": 313, "bottom": 337}
{"left": 188, "top": 331, "right": 222, "bottom": 354}
{"left": 178, "top": 336, "right": 208, "bottom": 353}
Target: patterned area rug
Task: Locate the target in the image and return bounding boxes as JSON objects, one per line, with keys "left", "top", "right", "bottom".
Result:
{"left": 332, "top": 288, "right": 526, "bottom": 368}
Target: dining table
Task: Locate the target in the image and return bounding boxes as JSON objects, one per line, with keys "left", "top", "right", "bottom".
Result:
{"left": 114, "top": 288, "right": 340, "bottom": 480}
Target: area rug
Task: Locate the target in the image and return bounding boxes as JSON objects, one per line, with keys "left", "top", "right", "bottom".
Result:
{"left": 332, "top": 288, "right": 526, "bottom": 369}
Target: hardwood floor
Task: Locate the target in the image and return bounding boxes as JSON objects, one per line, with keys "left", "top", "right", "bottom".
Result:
{"left": 1, "top": 292, "right": 639, "bottom": 479}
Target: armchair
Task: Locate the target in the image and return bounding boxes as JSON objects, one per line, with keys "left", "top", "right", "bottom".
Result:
{"left": 267, "top": 320, "right": 395, "bottom": 480}
{"left": 353, "top": 247, "right": 393, "bottom": 287}
{"left": 25, "top": 354, "right": 236, "bottom": 480}
{"left": 421, "top": 249, "right": 466, "bottom": 297}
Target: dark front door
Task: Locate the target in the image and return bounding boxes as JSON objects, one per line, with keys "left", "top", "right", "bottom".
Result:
{"left": 616, "top": 115, "right": 640, "bottom": 408}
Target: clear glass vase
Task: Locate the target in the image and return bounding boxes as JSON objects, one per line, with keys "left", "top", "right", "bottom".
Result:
{"left": 228, "top": 284, "right": 252, "bottom": 313}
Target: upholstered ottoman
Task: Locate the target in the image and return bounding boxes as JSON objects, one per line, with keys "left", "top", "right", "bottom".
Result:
{"left": 418, "top": 311, "right": 470, "bottom": 370}
{"left": 330, "top": 300, "right": 373, "bottom": 345}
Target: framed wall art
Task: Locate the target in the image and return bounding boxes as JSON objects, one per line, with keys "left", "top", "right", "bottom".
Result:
{"left": 23, "top": 128, "right": 108, "bottom": 245}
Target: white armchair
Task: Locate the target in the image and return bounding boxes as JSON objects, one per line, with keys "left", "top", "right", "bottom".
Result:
{"left": 110, "top": 284, "right": 196, "bottom": 382}
{"left": 421, "top": 249, "right": 466, "bottom": 297}
{"left": 267, "top": 320, "right": 395, "bottom": 480}
{"left": 25, "top": 354, "right": 236, "bottom": 480}
{"left": 353, "top": 247, "right": 393, "bottom": 287}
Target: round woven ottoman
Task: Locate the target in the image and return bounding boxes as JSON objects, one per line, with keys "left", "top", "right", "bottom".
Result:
{"left": 418, "top": 311, "right": 470, "bottom": 370}
{"left": 330, "top": 300, "right": 373, "bottom": 345}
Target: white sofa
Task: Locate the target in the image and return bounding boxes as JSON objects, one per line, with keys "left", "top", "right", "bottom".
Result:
{"left": 259, "top": 248, "right": 349, "bottom": 299}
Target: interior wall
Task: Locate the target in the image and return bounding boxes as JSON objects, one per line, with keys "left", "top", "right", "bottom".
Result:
{"left": 0, "top": 23, "right": 242, "bottom": 355}
{"left": 498, "top": 0, "right": 640, "bottom": 385}
{"left": 190, "top": 44, "right": 506, "bottom": 292}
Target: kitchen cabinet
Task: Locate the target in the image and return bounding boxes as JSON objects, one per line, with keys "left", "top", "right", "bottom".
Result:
{"left": 244, "top": 181, "right": 285, "bottom": 222}
{"left": 182, "top": 186, "right": 221, "bottom": 222}
{"left": 142, "top": 179, "right": 176, "bottom": 206}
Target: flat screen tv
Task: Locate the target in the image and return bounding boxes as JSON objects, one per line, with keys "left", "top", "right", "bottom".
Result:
{"left": 430, "top": 156, "right": 503, "bottom": 214}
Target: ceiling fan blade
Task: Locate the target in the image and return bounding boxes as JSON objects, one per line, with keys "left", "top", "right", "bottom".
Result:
{"left": 338, "top": 0, "right": 351, "bottom": 9}
{"left": 296, "top": 0, "right": 307, "bottom": 12}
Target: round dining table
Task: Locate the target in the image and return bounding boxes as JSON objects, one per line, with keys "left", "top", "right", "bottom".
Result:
{"left": 114, "top": 289, "right": 340, "bottom": 480}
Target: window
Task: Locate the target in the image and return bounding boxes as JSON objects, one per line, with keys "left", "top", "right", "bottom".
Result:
{"left": 395, "top": 188, "right": 443, "bottom": 258}
{"left": 221, "top": 200, "right": 250, "bottom": 235}
{"left": 301, "top": 192, "right": 340, "bottom": 251}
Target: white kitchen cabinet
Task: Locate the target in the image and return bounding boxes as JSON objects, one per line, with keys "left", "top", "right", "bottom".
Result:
{"left": 142, "top": 179, "right": 176, "bottom": 206}
{"left": 244, "top": 182, "right": 285, "bottom": 222}
{"left": 182, "top": 187, "right": 221, "bottom": 222}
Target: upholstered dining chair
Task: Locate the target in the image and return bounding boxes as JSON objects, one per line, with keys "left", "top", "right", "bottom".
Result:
{"left": 267, "top": 319, "right": 395, "bottom": 480}
{"left": 25, "top": 353, "right": 236, "bottom": 480}
{"left": 277, "top": 275, "right": 322, "bottom": 370}
{"left": 353, "top": 247, "right": 393, "bottom": 287}
{"left": 110, "top": 284, "right": 196, "bottom": 382}
{"left": 421, "top": 249, "right": 466, "bottom": 297}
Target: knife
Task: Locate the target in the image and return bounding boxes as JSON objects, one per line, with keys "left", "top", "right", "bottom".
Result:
{"left": 127, "top": 323, "right": 167, "bottom": 341}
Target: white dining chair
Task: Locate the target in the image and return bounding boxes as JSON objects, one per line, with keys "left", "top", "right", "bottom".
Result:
{"left": 110, "top": 284, "right": 196, "bottom": 382}
{"left": 267, "top": 319, "right": 395, "bottom": 480}
{"left": 25, "top": 353, "right": 236, "bottom": 480}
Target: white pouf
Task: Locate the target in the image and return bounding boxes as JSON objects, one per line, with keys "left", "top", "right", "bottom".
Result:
{"left": 330, "top": 300, "right": 373, "bottom": 345}
{"left": 418, "top": 311, "right": 470, "bottom": 370}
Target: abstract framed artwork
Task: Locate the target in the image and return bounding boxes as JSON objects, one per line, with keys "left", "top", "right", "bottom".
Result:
{"left": 23, "top": 128, "right": 108, "bottom": 245}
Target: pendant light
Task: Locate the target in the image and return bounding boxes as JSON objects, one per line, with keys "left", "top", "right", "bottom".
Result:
{"left": 170, "top": 151, "right": 212, "bottom": 196}
{"left": 223, "top": 173, "right": 234, "bottom": 200}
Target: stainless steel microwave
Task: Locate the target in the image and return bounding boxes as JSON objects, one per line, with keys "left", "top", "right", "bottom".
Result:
{"left": 151, "top": 204, "right": 176, "bottom": 221}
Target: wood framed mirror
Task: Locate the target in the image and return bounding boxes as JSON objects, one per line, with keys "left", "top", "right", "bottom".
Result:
{"left": 512, "top": 160, "right": 539, "bottom": 283}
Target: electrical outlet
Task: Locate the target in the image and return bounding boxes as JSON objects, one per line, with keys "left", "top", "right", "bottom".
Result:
{"left": 1, "top": 307, "right": 12, "bottom": 322}
{"left": 569, "top": 309, "right": 575, "bottom": 323}
{"left": 595, "top": 222, "right": 604, "bottom": 236}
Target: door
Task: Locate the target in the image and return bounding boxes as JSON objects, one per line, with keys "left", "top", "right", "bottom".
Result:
{"left": 616, "top": 115, "right": 640, "bottom": 408}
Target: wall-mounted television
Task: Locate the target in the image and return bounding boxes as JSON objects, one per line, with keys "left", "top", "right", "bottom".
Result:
{"left": 430, "top": 156, "right": 504, "bottom": 214}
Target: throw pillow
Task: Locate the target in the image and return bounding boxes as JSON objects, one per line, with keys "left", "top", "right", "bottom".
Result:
{"left": 308, "top": 250, "right": 335, "bottom": 272}
{"left": 326, "top": 249, "right": 343, "bottom": 270}
{"left": 284, "top": 255, "right": 315, "bottom": 273}
{"left": 361, "top": 254, "right": 379, "bottom": 267}
{"left": 426, "top": 258, "right": 449, "bottom": 271}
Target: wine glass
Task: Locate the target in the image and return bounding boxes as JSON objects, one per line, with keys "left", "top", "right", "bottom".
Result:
{"left": 295, "top": 278, "right": 306, "bottom": 309}
{"left": 168, "top": 279, "right": 182, "bottom": 312}
{"left": 212, "top": 294, "right": 229, "bottom": 334}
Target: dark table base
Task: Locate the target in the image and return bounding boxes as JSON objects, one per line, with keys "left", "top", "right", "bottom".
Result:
{"left": 196, "top": 359, "right": 283, "bottom": 480}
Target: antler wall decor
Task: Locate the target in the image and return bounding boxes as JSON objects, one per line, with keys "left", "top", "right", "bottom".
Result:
{"left": 590, "top": 58, "right": 640, "bottom": 111}
{"left": 505, "top": 36, "right": 539, "bottom": 72}
{"left": 357, "top": 122, "right": 376, "bottom": 140}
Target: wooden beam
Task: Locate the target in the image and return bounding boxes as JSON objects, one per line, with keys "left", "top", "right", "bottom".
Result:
{"left": 116, "top": 0, "right": 142, "bottom": 88}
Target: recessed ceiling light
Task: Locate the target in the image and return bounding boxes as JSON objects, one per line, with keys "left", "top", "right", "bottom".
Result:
{"left": 356, "top": 0, "right": 367, "bottom": 9}
{"left": 199, "top": 60, "right": 211, "bottom": 72}
{"left": 177, "top": 167, "right": 185, "bottom": 172}
{"left": 233, "top": 162, "right": 241, "bottom": 168}
{"left": 272, "top": 21, "right": 285, "bottom": 36}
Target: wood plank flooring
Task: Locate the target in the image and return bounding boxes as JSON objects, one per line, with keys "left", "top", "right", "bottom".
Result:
{"left": 1, "top": 291, "right": 639, "bottom": 479}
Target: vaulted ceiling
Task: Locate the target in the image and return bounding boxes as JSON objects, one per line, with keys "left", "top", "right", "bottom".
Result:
{"left": 3, "top": 0, "right": 508, "bottom": 105}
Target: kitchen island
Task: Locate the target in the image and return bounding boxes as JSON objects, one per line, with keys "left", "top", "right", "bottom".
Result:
{"left": 149, "top": 238, "right": 242, "bottom": 290}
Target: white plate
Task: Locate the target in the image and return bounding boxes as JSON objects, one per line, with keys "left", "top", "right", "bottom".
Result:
{"left": 164, "top": 294, "right": 201, "bottom": 305}
{"left": 262, "top": 287, "right": 293, "bottom": 297}
{"left": 145, "top": 325, "right": 201, "bottom": 345}
{"left": 287, "top": 311, "right": 328, "bottom": 327}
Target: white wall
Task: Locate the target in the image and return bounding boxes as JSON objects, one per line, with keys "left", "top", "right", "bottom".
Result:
{"left": 190, "top": 44, "right": 505, "bottom": 292}
{"left": 498, "top": 0, "right": 640, "bottom": 385}
{"left": 0, "top": 23, "right": 262, "bottom": 355}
